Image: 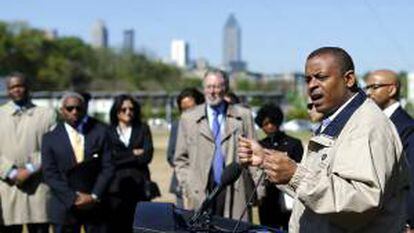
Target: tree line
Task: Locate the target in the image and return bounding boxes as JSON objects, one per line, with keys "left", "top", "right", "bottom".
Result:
{"left": 0, "top": 21, "right": 198, "bottom": 92}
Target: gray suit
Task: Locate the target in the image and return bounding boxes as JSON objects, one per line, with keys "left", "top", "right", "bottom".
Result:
{"left": 174, "top": 103, "right": 258, "bottom": 221}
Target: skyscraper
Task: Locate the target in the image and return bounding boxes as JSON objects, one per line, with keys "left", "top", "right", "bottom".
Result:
{"left": 170, "top": 39, "right": 189, "bottom": 68}
{"left": 223, "top": 14, "right": 245, "bottom": 72}
{"left": 123, "top": 29, "right": 134, "bottom": 52}
{"left": 91, "top": 20, "right": 108, "bottom": 49}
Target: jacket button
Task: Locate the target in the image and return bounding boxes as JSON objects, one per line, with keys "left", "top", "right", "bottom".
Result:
{"left": 321, "top": 154, "right": 327, "bottom": 161}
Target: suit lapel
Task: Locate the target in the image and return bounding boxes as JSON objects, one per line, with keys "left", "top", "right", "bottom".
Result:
{"left": 196, "top": 105, "right": 214, "bottom": 142}
{"left": 56, "top": 123, "right": 77, "bottom": 165}
{"left": 129, "top": 124, "right": 140, "bottom": 148}
{"left": 222, "top": 105, "right": 242, "bottom": 143}
{"left": 83, "top": 119, "right": 95, "bottom": 161}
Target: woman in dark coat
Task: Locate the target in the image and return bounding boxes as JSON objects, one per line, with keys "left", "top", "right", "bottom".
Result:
{"left": 255, "top": 104, "right": 304, "bottom": 231}
{"left": 107, "top": 94, "right": 154, "bottom": 233}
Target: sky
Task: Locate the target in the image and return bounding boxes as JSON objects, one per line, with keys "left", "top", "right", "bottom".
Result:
{"left": 1, "top": 0, "right": 414, "bottom": 74}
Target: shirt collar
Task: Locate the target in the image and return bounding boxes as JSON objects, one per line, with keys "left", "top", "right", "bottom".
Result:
{"left": 6, "top": 101, "right": 35, "bottom": 115}
{"left": 206, "top": 102, "right": 226, "bottom": 117}
{"left": 317, "top": 89, "right": 367, "bottom": 137}
{"left": 383, "top": 102, "right": 400, "bottom": 118}
{"left": 326, "top": 92, "right": 358, "bottom": 123}
{"left": 64, "top": 122, "right": 78, "bottom": 134}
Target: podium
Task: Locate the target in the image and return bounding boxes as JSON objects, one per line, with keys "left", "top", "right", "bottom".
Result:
{"left": 133, "top": 202, "right": 282, "bottom": 233}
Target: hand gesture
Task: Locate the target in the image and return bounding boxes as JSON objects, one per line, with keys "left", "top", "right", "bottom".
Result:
{"left": 263, "top": 149, "right": 297, "bottom": 184}
{"left": 238, "top": 136, "right": 264, "bottom": 167}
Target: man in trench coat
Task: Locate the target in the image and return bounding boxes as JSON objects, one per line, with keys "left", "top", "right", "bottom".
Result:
{"left": 174, "top": 69, "right": 258, "bottom": 222}
{"left": 0, "top": 72, "right": 56, "bottom": 233}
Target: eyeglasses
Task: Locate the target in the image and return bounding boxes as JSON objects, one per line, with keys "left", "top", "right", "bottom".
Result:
{"left": 120, "top": 107, "right": 134, "bottom": 113}
{"left": 204, "top": 84, "right": 224, "bottom": 91}
{"left": 64, "top": 106, "right": 82, "bottom": 112}
{"left": 363, "top": 83, "right": 394, "bottom": 91}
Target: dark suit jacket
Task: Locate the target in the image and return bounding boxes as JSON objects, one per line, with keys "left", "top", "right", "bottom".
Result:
{"left": 107, "top": 123, "right": 153, "bottom": 200}
{"left": 390, "top": 106, "right": 414, "bottom": 226}
{"left": 41, "top": 118, "right": 114, "bottom": 224}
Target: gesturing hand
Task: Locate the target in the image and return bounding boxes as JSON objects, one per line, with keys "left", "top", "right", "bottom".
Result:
{"left": 263, "top": 149, "right": 297, "bottom": 184}
{"left": 238, "top": 136, "right": 265, "bottom": 167}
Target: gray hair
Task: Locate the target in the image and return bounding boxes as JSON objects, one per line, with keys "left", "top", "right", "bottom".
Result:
{"left": 203, "top": 68, "right": 229, "bottom": 92}
{"left": 60, "top": 92, "right": 85, "bottom": 108}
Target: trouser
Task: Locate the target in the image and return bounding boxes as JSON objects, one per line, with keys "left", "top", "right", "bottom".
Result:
{"left": 0, "top": 223, "right": 49, "bottom": 233}
{"left": 53, "top": 223, "right": 107, "bottom": 233}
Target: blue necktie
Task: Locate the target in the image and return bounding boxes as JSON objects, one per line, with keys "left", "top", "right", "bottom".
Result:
{"left": 212, "top": 108, "right": 224, "bottom": 184}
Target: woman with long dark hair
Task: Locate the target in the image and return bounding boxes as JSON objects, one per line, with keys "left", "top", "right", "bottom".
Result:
{"left": 107, "top": 94, "right": 154, "bottom": 233}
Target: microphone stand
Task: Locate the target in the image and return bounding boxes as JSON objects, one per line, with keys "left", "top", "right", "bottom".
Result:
{"left": 188, "top": 187, "right": 221, "bottom": 232}
{"left": 232, "top": 171, "right": 266, "bottom": 233}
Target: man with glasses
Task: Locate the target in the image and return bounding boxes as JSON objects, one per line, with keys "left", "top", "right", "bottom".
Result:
{"left": 0, "top": 72, "right": 56, "bottom": 233}
{"left": 365, "top": 69, "right": 414, "bottom": 232}
{"left": 174, "top": 69, "right": 257, "bottom": 221}
{"left": 41, "top": 92, "right": 114, "bottom": 233}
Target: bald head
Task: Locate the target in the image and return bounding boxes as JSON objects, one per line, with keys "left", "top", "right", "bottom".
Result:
{"left": 6, "top": 72, "right": 29, "bottom": 106}
{"left": 365, "top": 69, "right": 400, "bottom": 110}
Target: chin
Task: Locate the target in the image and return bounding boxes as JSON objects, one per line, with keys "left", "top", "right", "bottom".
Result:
{"left": 207, "top": 98, "right": 223, "bottom": 106}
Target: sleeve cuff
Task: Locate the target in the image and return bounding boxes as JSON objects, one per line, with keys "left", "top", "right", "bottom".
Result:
{"left": 91, "top": 193, "right": 100, "bottom": 202}
{"left": 25, "top": 163, "right": 36, "bottom": 173}
{"left": 287, "top": 164, "right": 310, "bottom": 191}
{"left": 7, "top": 168, "right": 18, "bottom": 180}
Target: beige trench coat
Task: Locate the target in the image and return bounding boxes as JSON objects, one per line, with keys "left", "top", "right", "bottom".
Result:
{"left": 174, "top": 103, "right": 259, "bottom": 221}
{"left": 0, "top": 101, "right": 55, "bottom": 225}
{"left": 284, "top": 99, "right": 409, "bottom": 233}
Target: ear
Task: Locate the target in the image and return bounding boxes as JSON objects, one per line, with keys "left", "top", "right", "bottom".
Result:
{"left": 388, "top": 84, "right": 397, "bottom": 98}
{"left": 343, "top": 70, "right": 357, "bottom": 88}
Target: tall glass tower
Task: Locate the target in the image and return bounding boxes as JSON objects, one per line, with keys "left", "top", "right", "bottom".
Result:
{"left": 123, "top": 29, "right": 135, "bottom": 52}
{"left": 222, "top": 14, "right": 243, "bottom": 71}
{"left": 91, "top": 20, "right": 108, "bottom": 49}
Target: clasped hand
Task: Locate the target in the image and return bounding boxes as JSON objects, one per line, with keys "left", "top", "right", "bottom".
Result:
{"left": 74, "top": 192, "right": 96, "bottom": 209}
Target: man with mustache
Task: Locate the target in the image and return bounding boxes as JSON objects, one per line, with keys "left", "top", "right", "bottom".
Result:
{"left": 239, "top": 47, "right": 409, "bottom": 232}
{"left": 174, "top": 69, "right": 257, "bottom": 221}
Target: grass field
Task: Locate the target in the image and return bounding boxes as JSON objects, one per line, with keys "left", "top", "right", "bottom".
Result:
{"left": 148, "top": 128, "right": 312, "bottom": 224}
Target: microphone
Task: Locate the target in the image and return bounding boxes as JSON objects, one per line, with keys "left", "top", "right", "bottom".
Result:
{"left": 189, "top": 162, "right": 243, "bottom": 225}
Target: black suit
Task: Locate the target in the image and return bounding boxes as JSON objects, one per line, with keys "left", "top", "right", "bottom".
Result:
{"left": 107, "top": 123, "right": 153, "bottom": 233}
{"left": 389, "top": 106, "right": 414, "bottom": 227}
{"left": 258, "top": 131, "right": 303, "bottom": 230}
{"left": 41, "top": 118, "right": 114, "bottom": 233}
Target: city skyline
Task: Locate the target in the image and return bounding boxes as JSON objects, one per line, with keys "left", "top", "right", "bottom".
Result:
{"left": 1, "top": 0, "right": 414, "bottom": 74}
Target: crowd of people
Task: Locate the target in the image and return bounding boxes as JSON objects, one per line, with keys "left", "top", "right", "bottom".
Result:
{"left": 0, "top": 46, "right": 413, "bottom": 233}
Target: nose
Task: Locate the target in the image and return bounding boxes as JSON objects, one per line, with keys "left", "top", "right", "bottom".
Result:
{"left": 307, "top": 77, "right": 319, "bottom": 95}
{"left": 307, "top": 77, "right": 319, "bottom": 89}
